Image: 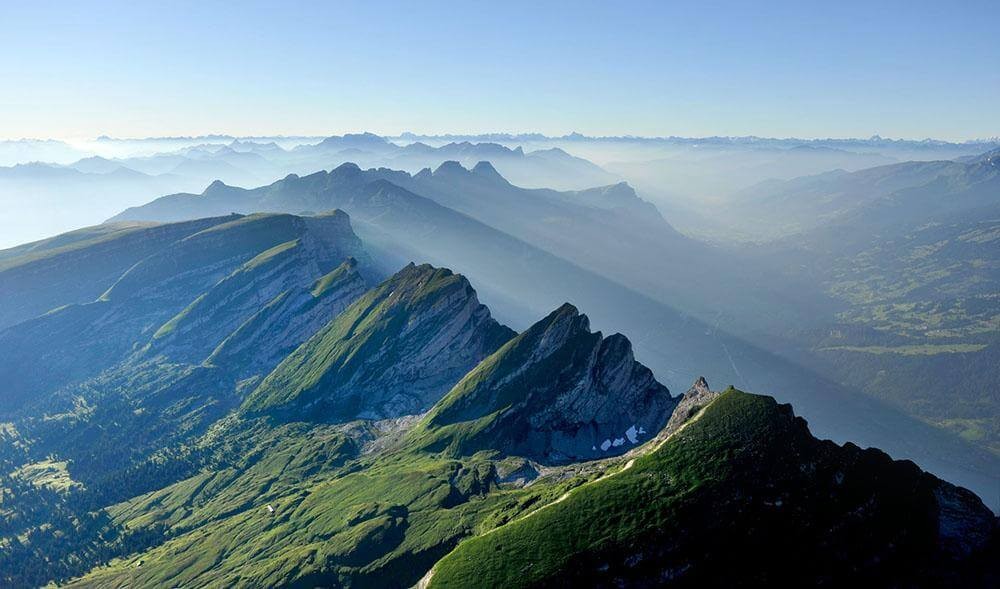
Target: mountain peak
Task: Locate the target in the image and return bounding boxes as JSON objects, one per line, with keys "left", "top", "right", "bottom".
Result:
{"left": 433, "top": 160, "right": 468, "bottom": 176}
{"left": 593, "top": 181, "right": 639, "bottom": 202}
{"left": 318, "top": 133, "right": 391, "bottom": 151}
{"left": 330, "top": 161, "right": 362, "bottom": 175}
{"left": 204, "top": 179, "right": 228, "bottom": 193}
{"left": 416, "top": 302, "right": 675, "bottom": 462}
{"left": 540, "top": 301, "right": 589, "bottom": 333}
{"left": 471, "top": 160, "right": 509, "bottom": 184}
{"left": 243, "top": 263, "right": 514, "bottom": 420}
{"left": 77, "top": 155, "right": 112, "bottom": 163}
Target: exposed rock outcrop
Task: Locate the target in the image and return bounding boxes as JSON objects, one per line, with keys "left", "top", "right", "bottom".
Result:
{"left": 147, "top": 213, "right": 368, "bottom": 365}
{"left": 419, "top": 303, "right": 677, "bottom": 462}
{"left": 205, "top": 258, "right": 370, "bottom": 379}
{"left": 660, "top": 376, "right": 721, "bottom": 437}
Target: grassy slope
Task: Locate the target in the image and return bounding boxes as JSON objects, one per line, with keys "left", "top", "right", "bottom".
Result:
{"left": 204, "top": 258, "right": 365, "bottom": 372}
{"left": 67, "top": 420, "right": 583, "bottom": 588}
{"left": 0, "top": 216, "right": 237, "bottom": 330}
{"left": 243, "top": 264, "right": 512, "bottom": 417}
{"left": 0, "top": 211, "right": 376, "bottom": 586}
{"left": 100, "top": 213, "right": 309, "bottom": 302}
{"left": 430, "top": 390, "right": 992, "bottom": 588}
{"left": 61, "top": 390, "right": 996, "bottom": 588}
{"left": 0, "top": 221, "right": 156, "bottom": 268}
{"left": 409, "top": 304, "right": 599, "bottom": 457}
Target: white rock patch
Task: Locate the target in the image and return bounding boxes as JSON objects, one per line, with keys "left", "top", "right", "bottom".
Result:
{"left": 625, "top": 425, "right": 639, "bottom": 444}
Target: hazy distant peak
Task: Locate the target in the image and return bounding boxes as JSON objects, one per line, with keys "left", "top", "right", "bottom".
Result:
{"left": 433, "top": 160, "right": 467, "bottom": 175}
{"left": 602, "top": 181, "right": 638, "bottom": 196}
{"left": 345, "top": 131, "right": 383, "bottom": 140}
{"left": 68, "top": 155, "right": 125, "bottom": 174}
{"left": 105, "top": 166, "right": 149, "bottom": 179}
{"left": 788, "top": 144, "right": 844, "bottom": 153}
{"left": 440, "top": 141, "right": 519, "bottom": 158}
{"left": 968, "top": 146, "right": 1000, "bottom": 165}
{"left": 363, "top": 178, "right": 419, "bottom": 200}
{"left": 429, "top": 159, "right": 513, "bottom": 186}
{"left": 530, "top": 147, "right": 571, "bottom": 156}
{"left": 203, "top": 179, "right": 231, "bottom": 194}
{"left": 471, "top": 160, "right": 509, "bottom": 183}
{"left": 316, "top": 132, "right": 393, "bottom": 151}
{"left": 330, "top": 161, "right": 362, "bottom": 176}
{"left": 568, "top": 181, "right": 649, "bottom": 210}
{"left": 228, "top": 138, "right": 282, "bottom": 151}
{"left": 75, "top": 155, "right": 113, "bottom": 164}
{"left": 365, "top": 177, "right": 401, "bottom": 190}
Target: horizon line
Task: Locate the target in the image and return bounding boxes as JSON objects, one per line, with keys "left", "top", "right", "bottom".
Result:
{"left": 3, "top": 131, "right": 999, "bottom": 146}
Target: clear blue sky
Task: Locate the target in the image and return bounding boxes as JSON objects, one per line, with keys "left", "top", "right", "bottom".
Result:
{"left": 1, "top": 0, "right": 997, "bottom": 140}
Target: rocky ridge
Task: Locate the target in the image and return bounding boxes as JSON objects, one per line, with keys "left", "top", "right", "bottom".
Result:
{"left": 418, "top": 303, "right": 678, "bottom": 461}
{"left": 243, "top": 263, "right": 516, "bottom": 420}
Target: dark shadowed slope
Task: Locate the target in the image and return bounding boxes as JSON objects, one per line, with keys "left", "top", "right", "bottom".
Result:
{"left": 430, "top": 390, "right": 998, "bottom": 588}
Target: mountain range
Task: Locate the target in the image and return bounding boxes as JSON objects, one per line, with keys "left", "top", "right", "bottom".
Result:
{"left": 6, "top": 131, "right": 996, "bottom": 249}
{"left": 0, "top": 208, "right": 995, "bottom": 587}
{"left": 103, "top": 160, "right": 1000, "bottom": 508}
{"left": 1, "top": 136, "right": 998, "bottom": 587}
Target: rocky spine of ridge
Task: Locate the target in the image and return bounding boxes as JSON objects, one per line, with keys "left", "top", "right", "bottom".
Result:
{"left": 659, "top": 376, "right": 721, "bottom": 438}
{"left": 205, "top": 258, "right": 369, "bottom": 379}
{"left": 420, "top": 303, "right": 678, "bottom": 461}
{"left": 243, "top": 263, "right": 515, "bottom": 420}
{"left": 146, "top": 213, "right": 367, "bottom": 364}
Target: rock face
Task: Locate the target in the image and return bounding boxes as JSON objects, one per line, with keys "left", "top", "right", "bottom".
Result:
{"left": 243, "top": 263, "right": 515, "bottom": 420}
{"left": 660, "top": 376, "right": 721, "bottom": 438}
{"left": 147, "top": 214, "right": 367, "bottom": 365}
{"left": 419, "top": 303, "right": 677, "bottom": 462}
{"left": 205, "top": 258, "right": 369, "bottom": 380}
